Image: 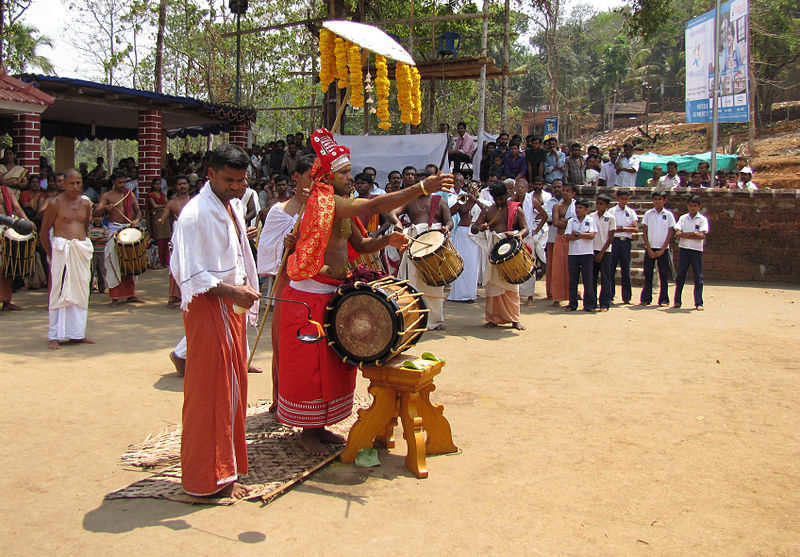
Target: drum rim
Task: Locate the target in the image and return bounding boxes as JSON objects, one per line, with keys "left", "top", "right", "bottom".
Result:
{"left": 408, "top": 229, "right": 446, "bottom": 260}
{"left": 324, "top": 279, "right": 427, "bottom": 366}
{"left": 489, "top": 236, "right": 521, "bottom": 265}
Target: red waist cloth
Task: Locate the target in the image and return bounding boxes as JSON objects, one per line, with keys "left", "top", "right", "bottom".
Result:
{"left": 181, "top": 292, "right": 248, "bottom": 496}
{"left": 276, "top": 285, "right": 356, "bottom": 428}
{"left": 109, "top": 276, "right": 136, "bottom": 299}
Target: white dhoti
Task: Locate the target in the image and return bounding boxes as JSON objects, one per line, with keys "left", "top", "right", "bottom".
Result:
{"left": 103, "top": 222, "right": 137, "bottom": 291}
{"left": 519, "top": 234, "right": 539, "bottom": 298}
{"left": 48, "top": 237, "right": 93, "bottom": 341}
{"left": 447, "top": 226, "right": 480, "bottom": 302}
{"left": 400, "top": 223, "right": 446, "bottom": 329}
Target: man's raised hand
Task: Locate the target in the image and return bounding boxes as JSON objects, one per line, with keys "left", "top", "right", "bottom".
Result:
{"left": 422, "top": 174, "right": 454, "bottom": 194}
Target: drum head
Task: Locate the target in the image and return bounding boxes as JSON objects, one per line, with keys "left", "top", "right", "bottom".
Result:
{"left": 326, "top": 286, "right": 401, "bottom": 365}
{"left": 490, "top": 237, "right": 520, "bottom": 264}
{"left": 118, "top": 228, "right": 142, "bottom": 243}
{"left": 4, "top": 228, "right": 34, "bottom": 241}
{"left": 409, "top": 229, "right": 445, "bottom": 259}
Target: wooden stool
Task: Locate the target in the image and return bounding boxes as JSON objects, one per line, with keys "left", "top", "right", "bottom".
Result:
{"left": 340, "top": 354, "right": 458, "bottom": 478}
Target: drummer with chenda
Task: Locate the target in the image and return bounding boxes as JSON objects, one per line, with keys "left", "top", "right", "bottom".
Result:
{"left": 276, "top": 128, "right": 453, "bottom": 455}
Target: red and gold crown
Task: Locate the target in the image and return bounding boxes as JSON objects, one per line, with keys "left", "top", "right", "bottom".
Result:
{"left": 311, "top": 128, "right": 350, "bottom": 176}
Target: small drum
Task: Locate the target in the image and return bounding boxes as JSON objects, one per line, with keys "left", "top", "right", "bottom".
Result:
{"left": 348, "top": 251, "right": 385, "bottom": 273}
{"left": 324, "top": 276, "right": 428, "bottom": 367}
{"left": 116, "top": 227, "right": 148, "bottom": 276}
{"left": 0, "top": 227, "right": 37, "bottom": 279}
{"left": 490, "top": 236, "right": 535, "bottom": 284}
{"left": 408, "top": 229, "right": 464, "bottom": 287}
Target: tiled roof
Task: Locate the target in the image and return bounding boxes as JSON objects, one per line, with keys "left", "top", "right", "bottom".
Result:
{"left": 0, "top": 72, "right": 55, "bottom": 107}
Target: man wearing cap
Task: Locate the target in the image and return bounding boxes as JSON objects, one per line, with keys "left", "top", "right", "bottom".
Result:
{"left": 277, "top": 129, "right": 453, "bottom": 455}
{"left": 736, "top": 167, "right": 758, "bottom": 191}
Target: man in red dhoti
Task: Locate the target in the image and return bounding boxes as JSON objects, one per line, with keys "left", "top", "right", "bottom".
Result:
{"left": 471, "top": 180, "right": 529, "bottom": 330}
{"left": 95, "top": 170, "right": 143, "bottom": 306}
{"left": 169, "top": 145, "right": 260, "bottom": 499}
{"left": 277, "top": 129, "right": 453, "bottom": 455}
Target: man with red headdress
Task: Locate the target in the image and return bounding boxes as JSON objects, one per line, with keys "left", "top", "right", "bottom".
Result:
{"left": 277, "top": 129, "right": 453, "bottom": 455}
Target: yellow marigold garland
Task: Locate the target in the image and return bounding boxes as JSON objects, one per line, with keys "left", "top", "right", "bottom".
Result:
{"left": 410, "top": 66, "right": 422, "bottom": 126}
{"left": 375, "top": 55, "right": 391, "bottom": 130}
{"left": 347, "top": 43, "right": 364, "bottom": 108}
{"left": 319, "top": 28, "right": 336, "bottom": 92}
{"left": 334, "top": 37, "right": 349, "bottom": 88}
{"left": 395, "top": 62, "right": 413, "bottom": 124}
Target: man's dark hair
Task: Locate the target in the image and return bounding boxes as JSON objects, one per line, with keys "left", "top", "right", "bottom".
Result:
{"left": 388, "top": 170, "right": 402, "bottom": 180}
{"left": 688, "top": 195, "right": 701, "bottom": 205}
{"left": 666, "top": 160, "right": 678, "bottom": 168}
{"left": 588, "top": 145, "right": 599, "bottom": 153}
{"left": 623, "top": 142, "right": 633, "bottom": 149}
{"left": 354, "top": 172, "right": 373, "bottom": 184}
{"left": 110, "top": 169, "right": 127, "bottom": 181}
{"left": 363, "top": 166, "right": 376, "bottom": 175}
{"left": 617, "top": 187, "right": 631, "bottom": 196}
{"left": 509, "top": 140, "right": 521, "bottom": 148}
{"left": 575, "top": 198, "right": 589, "bottom": 208}
{"left": 531, "top": 136, "right": 541, "bottom": 143}
{"left": 652, "top": 190, "right": 667, "bottom": 198}
{"left": 457, "top": 121, "right": 467, "bottom": 128}
{"left": 402, "top": 165, "right": 417, "bottom": 175}
{"left": 571, "top": 142, "right": 581, "bottom": 149}
{"left": 175, "top": 174, "right": 189, "bottom": 183}
{"left": 563, "top": 183, "right": 576, "bottom": 192}
{"left": 453, "top": 171, "right": 464, "bottom": 180}
{"left": 294, "top": 155, "right": 315, "bottom": 176}
{"left": 151, "top": 177, "right": 161, "bottom": 185}
{"left": 274, "top": 173, "right": 289, "bottom": 184}
{"left": 597, "top": 193, "right": 612, "bottom": 204}
{"left": 211, "top": 144, "right": 250, "bottom": 171}
{"left": 489, "top": 181, "right": 508, "bottom": 198}
{"left": 425, "top": 164, "right": 438, "bottom": 174}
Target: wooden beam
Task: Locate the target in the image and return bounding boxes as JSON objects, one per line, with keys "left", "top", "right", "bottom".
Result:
{"left": 374, "top": 13, "right": 486, "bottom": 26}
{"left": 255, "top": 104, "right": 323, "bottom": 111}
{"left": 221, "top": 17, "right": 322, "bottom": 38}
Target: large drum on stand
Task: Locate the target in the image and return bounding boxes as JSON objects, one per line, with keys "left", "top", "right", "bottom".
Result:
{"left": 324, "top": 276, "right": 428, "bottom": 366}
{"left": 408, "top": 229, "right": 463, "bottom": 287}
{"left": 116, "top": 227, "right": 149, "bottom": 275}
{"left": 0, "top": 227, "right": 37, "bottom": 279}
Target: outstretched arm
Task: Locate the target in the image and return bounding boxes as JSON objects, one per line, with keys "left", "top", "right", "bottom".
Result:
{"left": 334, "top": 175, "right": 454, "bottom": 219}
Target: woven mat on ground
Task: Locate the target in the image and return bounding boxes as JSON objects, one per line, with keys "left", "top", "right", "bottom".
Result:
{"left": 106, "top": 398, "right": 368, "bottom": 505}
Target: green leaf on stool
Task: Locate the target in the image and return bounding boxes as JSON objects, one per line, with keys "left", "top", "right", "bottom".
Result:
{"left": 355, "top": 447, "right": 380, "bottom": 467}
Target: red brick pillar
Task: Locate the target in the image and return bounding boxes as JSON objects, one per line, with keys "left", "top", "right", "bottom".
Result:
{"left": 229, "top": 121, "right": 250, "bottom": 150}
{"left": 138, "top": 109, "right": 163, "bottom": 205}
{"left": 11, "top": 113, "right": 41, "bottom": 176}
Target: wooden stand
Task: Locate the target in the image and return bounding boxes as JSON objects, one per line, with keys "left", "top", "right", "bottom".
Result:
{"left": 340, "top": 354, "right": 458, "bottom": 478}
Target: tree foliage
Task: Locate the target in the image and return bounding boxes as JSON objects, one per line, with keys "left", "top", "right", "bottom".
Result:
{"left": 0, "top": 0, "right": 54, "bottom": 73}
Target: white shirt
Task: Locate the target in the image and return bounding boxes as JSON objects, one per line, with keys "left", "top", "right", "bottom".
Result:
{"left": 641, "top": 207, "right": 676, "bottom": 249}
{"left": 739, "top": 180, "right": 758, "bottom": 191}
{"left": 675, "top": 212, "right": 709, "bottom": 251}
{"left": 659, "top": 174, "right": 680, "bottom": 189}
{"left": 599, "top": 161, "right": 617, "bottom": 186}
{"left": 589, "top": 210, "right": 616, "bottom": 252}
{"left": 610, "top": 204, "right": 638, "bottom": 239}
{"left": 615, "top": 156, "right": 640, "bottom": 187}
{"left": 544, "top": 196, "right": 560, "bottom": 243}
{"left": 585, "top": 168, "right": 600, "bottom": 185}
{"left": 565, "top": 215, "right": 597, "bottom": 256}
{"left": 479, "top": 187, "right": 494, "bottom": 206}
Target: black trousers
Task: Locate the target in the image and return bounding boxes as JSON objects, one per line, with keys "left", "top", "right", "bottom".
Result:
{"left": 641, "top": 249, "right": 671, "bottom": 305}
{"left": 610, "top": 237, "right": 632, "bottom": 302}
{"left": 674, "top": 248, "right": 703, "bottom": 307}
{"left": 593, "top": 250, "right": 613, "bottom": 309}
{"left": 569, "top": 253, "right": 596, "bottom": 310}
{"left": 450, "top": 151, "right": 472, "bottom": 173}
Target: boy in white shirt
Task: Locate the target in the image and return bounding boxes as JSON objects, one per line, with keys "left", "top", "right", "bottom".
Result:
{"left": 673, "top": 195, "right": 709, "bottom": 310}
{"left": 565, "top": 198, "right": 597, "bottom": 311}
{"left": 640, "top": 190, "right": 676, "bottom": 306}
{"left": 610, "top": 188, "right": 639, "bottom": 304}
{"left": 590, "top": 194, "right": 616, "bottom": 311}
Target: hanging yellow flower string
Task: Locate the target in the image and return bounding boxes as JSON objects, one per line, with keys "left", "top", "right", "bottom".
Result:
{"left": 334, "top": 37, "right": 349, "bottom": 87}
{"left": 319, "top": 28, "right": 336, "bottom": 92}
{"left": 347, "top": 43, "right": 364, "bottom": 108}
{"left": 410, "top": 66, "right": 422, "bottom": 126}
{"left": 395, "top": 62, "right": 413, "bottom": 124}
{"left": 375, "top": 54, "right": 391, "bottom": 130}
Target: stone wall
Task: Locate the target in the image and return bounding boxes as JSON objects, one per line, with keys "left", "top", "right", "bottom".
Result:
{"left": 572, "top": 185, "right": 800, "bottom": 283}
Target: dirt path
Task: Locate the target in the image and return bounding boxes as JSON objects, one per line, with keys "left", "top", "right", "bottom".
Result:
{"left": 1, "top": 269, "right": 798, "bottom": 555}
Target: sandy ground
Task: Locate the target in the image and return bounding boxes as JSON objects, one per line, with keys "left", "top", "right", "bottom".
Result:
{"left": 1, "top": 269, "right": 799, "bottom": 555}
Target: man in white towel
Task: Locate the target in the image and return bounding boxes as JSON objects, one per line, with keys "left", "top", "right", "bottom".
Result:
{"left": 40, "top": 169, "right": 95, "bottom": 350}
{"left": 447, "top": 181, "right": 482, "bottom": 303}
{"left": 516, "top": 178, "right": 547, "bottom": 306}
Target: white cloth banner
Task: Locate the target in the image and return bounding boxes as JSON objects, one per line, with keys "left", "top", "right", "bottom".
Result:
{"left": 333, "top": 133, "right": 449, "bottom": 187}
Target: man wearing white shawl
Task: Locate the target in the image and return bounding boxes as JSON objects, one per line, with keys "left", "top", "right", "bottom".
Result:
{"left": 169, "top": 145, "right": 260, "bottom": 500}
{"left": 517, "top": 178, "right": 548, "bottom": 305}
{"left": 41, "top": 170, "right": 95, "bottom": 349}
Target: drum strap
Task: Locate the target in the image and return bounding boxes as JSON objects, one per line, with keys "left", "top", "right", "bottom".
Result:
{"left": 1, "top": 186, "right": 13, "bottom": 216}
{"left": 427, "top": 195, "right": 441, "bottom": 227}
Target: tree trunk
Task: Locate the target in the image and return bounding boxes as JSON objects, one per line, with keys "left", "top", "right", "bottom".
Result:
{"left": 154, "top": 0, "right": 168, "bottom": 92}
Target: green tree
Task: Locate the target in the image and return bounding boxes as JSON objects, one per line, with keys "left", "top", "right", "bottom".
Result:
{"left": 0, "top": 0, "right": 54, "bottom": 73}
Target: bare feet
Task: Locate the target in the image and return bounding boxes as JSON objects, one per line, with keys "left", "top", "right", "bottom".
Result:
{"left": 551, "top": 301, "right": 560, "bottom": 307}
{"left": 672, "top": 304, "right": 681, "bottom": 309}
{"left": 2, "top": 302, "right": 22, "bottom": 311}
{"left": 428, "top": 324, "right": 446, "bottom": 331}
{"left": 68, "top": 338, "right": 96, "bottom": 344}
{"left": 696, "top": 305, "right": 704, "bottom": 311}
{"left": 110, "top": 299, "right": 122, "bottom": 307}
{"left": 317, "top": 428, "right": 346, "bottom": 444}
{"left": 512, "top": 322, "right": 526, "bottom": 330}
{"left": 483, "top": 322, "right": 497, "bottom": 328}
{"left": 268, "top": 401, "right": 277, "bottom": 413}
{"left": 194, "top": 481, "right": 253, "bottom": 500}
{"left": 169, "top": 351, "right": 186, "bottom": 377}
{"left": 564, "top": 307, "right": 576, "bottom": 312}
{"left": 247, "top": 365, "right": 264, "bottom": 374}
{"left": 298, "top": 429, "right": 329, "bottom": 455}
{"left": 48, "top": 340, "right": 60, "bottom": 350}
{"left": 127, "top": 296, "right": 144, "bottom": 303}
{"left": 525, "top": 297, "right": 535, "bottom": 307}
